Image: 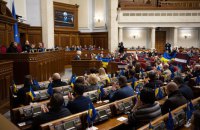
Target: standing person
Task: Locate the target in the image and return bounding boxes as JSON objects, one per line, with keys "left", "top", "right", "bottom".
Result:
{"left": 118, "top": 42, "right": 124, "bottom": 53}
{"left": 165, "top": 42, "right": 171, "bottom": 53}
{"left": 74, "top": 50, "right": 82, "bottom": 60}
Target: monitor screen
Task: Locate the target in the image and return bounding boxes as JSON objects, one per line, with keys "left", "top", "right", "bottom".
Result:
{"left": 64, "top": 121, "right": 75, "bottom": 129}
{"left": 33, "top": 106, "right": 41, "bottom": 113}
{"left": 99, "top": 110, "right": 107, "bottom": 117}
{"left": 124, "top": 102, "right": 130, "bottom": 108}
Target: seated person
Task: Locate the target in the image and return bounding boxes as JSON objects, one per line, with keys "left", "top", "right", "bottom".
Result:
{"left": 85, "top": 74, "right": 100, "bottom": 92}
{"left": 109, "top": 76, "right": 134, "bottom": 102}
{"left": 192, "top": 64, "right": 200, "bottom": 77}
{"left": 163, "top": 63, "right": 172, "bottom": 81}
{"left": 17, "top": 75, "right": 39, "bottom": 105}
{"left": 67, "top": 83, "right": 93, "bottom": 114}
{"left": 126, "top": 70, "right": 138, "bottom": 88}
{"left": 74, "top": 50, "right": 81, "bottom": 60}
{"left": 191, "top": 110, "right": 200, "bottom": 130}
{"left": 22, "top": 40, "right": 32, "bottom": 52}
{"left": 128, "top": 88, "right": 161, "bottom": 128}
{"left": 161, "top": 82, "right": 187, "bottom": 115}
{"left": 7, "top": 42, "right": 19, "bottom": 53}
{"left": 98, "top": 67, "right": 110, "bottom": 84}
{"left": 32, "top": 93, "right": 71, "bottom": 129}
{"left": 143, "top": 71, "right": 163, "bottom": 89}
{"left": 173, "top": 76, "right": 194, "bottom": 100}
{"left": 49, "top": 73, "right": 67, "bottom": 88}
{"left": 37, "top": 42, "right": 45, "bottom": 52}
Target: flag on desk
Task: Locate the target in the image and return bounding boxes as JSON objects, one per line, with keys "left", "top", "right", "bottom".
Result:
{"left": 155, "top": 87, "right": 164, "bottom": 100}
{"left": 166, "top": 110, "right": 174, "bottom": 130}
{"left": 12, "top": 0, "right": 20, "bottom": 43}
{"left": 27, "top": 87, "right": 36, "bottom": 101}
{"left": 12, "top": 80, "right": 18, "bottom": 93}
{"left": 47, "top": 83, "right": 53, "bottom": 96}
{"left": 87, "top": 103, "right": 97, "bottom": 124}
{"left": 97, "top": 86, "right": 105, "bottom": 98}
{"left": 33, "top": 79, "right": 40, "bottom": 89}
{"left": 186, "top": 101, "right": 194, "bottom": 121}
{"left": 148, "top": 122, "right": 153, "bottom": 130}
{"left": 157, "top": 66, "right": 161, "bottom": 71}
{"left": 196, "top": 76, "right": 200, "bottom": 85}
{"left": 70, "top": 74, "right": 76, "bottom": 88}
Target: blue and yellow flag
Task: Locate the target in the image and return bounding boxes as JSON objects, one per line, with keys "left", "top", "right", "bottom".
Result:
{"left": 166, "top": 110, "right": 174, "bottom": 130}
{"left": 97, "top": 86, "right": 105, "bottom": 98}
{"left": 87, "top": 103, "right": 97, "bottom": 124}
{"left": 70, "top": 74, "right": 77, "bottom": 87}
{"left": 12, "top": 80, "right": 18, "bottom": 93}
{"left": 47, "top": 83, "right": 53, "bottom": 96}
{"left": 186, "top": 101, "right": 194, "bottom": 121}
{"left": 155, "top": 87, "right": 163, "bottom": 99}
{"left": 28, "top": 87, "right": 36, "bottom": 101}
{"left": 148, "top": 122, "right": 153, "bottom": 130}
{"left": 33, "top": 79, "right": 40, "bottom": 89}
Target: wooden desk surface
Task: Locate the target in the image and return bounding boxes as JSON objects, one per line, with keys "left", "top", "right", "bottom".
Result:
{"left": 0, "top": 114, "right": 20, "bottom": 130}
{"left": 95, "top": 114, "right": 128, "bottom": 130}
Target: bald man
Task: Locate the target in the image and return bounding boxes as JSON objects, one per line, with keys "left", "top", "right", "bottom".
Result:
{"left": 49, "top": 73, "right": 67, "bottom": 88}
{"left": 161, "top": 82, "right": 187, "bottom": 114}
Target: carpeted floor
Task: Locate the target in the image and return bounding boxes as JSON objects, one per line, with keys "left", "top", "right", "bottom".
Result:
{"left": 0, "top": 68, "right": 73, "bottom": 120}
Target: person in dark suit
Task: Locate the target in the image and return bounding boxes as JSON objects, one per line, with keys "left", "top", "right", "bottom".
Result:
{"left": 173, "top": 76, "right": 194, "bottom": 100}
{"left": 32, "top": 93, "right": 71, "bottom": 130}
{"left": 7, "top": 42, "right": 19, "bottom": 53}
{"left": 143, "top": 71, "right": 163, "bottom": 90}
{"left": 165, "top": 42, "right": 171, "bottom": 53}
{"left": 17, "top": 75, "right": 40, "bottom": 106}
{"left": 161, "top": 82, "right": 187, "bottom": 115}
{"left": 109, "top": 76, "right": 134, "bottom": 102}
{"left": 22, "top": 40, "right": 32, "bottom": 52}
{"left": 74, "top": 50, "right": 82, "bottom": 60}
{"left": 118, "top": 42, "right": 124, "bottom": 53}
{"left": 49, "top": 73, "right": 67, "bottom": 88}
{"left": 67, "top": 83, "right": 93, "bottom": 114}
{"left": 191, "top": 110, "right": 200, "bottom": 130}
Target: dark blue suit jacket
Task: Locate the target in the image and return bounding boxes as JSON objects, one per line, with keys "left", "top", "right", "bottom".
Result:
{"left": 67, "top": 96, "right": 93, "bottom": 114}
{"left": 109, "top": 86, "right": 134, "bottom": 102}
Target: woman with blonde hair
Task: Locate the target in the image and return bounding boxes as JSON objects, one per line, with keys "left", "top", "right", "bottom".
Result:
{"left": 98, "top": 67, "right": 110, "bottom": 84}
{"left": 85, "top": 74, "right": 100, "bottom": 92}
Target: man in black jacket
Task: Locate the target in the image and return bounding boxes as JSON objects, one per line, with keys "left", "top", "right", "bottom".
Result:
{"left": 161, "top": 82, "right": 187, "bottom": 115}
{"left": 49, "top": 73, "right": 67, "bottom": 88}
{"left": 32, "top": 93, "right": 71, "bottom": 129}
{"left": 173, "top": 76, "right": 194, "bottom": 100}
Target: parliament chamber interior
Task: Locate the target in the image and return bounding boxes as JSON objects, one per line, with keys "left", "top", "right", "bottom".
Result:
{"left": 1, "top": 0, "right": 200, "bottom": 130}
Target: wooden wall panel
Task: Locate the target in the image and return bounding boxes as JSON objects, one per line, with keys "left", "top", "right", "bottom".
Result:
{"left": 79, "top": 32, "right": 108, "bottom": 49}
{"left": 27, "top": 27, "right": 42, "bottom": 45}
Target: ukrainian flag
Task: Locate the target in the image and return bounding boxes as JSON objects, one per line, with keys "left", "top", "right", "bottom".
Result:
{"left": 161, "top": 52, "right": 176, "bottom": 63}
{"left": 148, "top": 122, "right": 153, "bottom": 130}
{"left": 101, "top": 58, "right": 111, "bottom": 68}
{"left": 87, "top": 103, "right": 97, "bottom": 124}
{"left": 12, "top": 81, "right": 18, "bottom": 93}
{"left": 155, "top": 87, "right": 163, "bottom": 99}
{"left": 27, "top": 87, "right": 36, "bottom": 101}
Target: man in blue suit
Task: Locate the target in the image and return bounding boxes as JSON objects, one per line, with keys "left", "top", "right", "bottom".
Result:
{"left": 109, "top": 76, "right": 134, "bottom": 102}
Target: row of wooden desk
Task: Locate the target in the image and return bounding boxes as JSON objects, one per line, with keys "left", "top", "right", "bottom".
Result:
{"left": 0, "top": 50, "right": 65, "bottom": 84}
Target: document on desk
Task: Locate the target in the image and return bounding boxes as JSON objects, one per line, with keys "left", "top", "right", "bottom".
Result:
{"left": 86, "top": 126, "right": 98, "bottom": 130}
{"left": 117, "top": 117, "right": 128, "bottom": 122}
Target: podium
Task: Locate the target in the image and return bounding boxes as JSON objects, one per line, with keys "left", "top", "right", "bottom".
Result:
{"left": 71, "top": 60, "right": 102, "bottom": 76}
{"left": 0, "top": 50, "right": 65, "bottom": 84}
